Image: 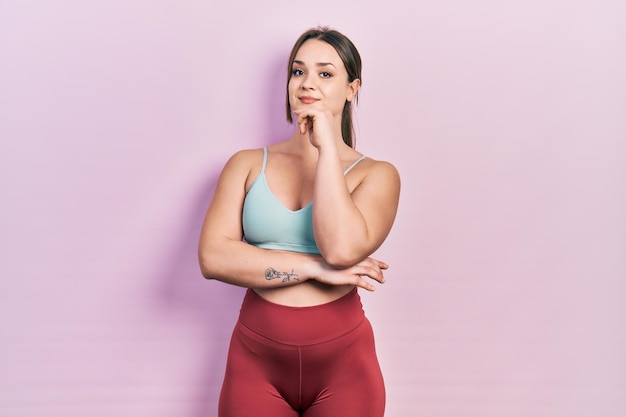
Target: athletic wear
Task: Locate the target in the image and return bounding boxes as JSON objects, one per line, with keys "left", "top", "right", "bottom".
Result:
{"left": 218, "top": 288, "right": 386, "bottom": 417}
{"left": 242, "top": 147, "right": 366, "bottom": 254}
{"left": 220, "top": 147, "right": 384, "bottom": 416}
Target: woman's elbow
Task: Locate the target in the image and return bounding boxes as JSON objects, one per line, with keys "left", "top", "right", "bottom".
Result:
{"left": 320, "top": 248, "right": 364, "bottom": 269}
{"left": 198, "top": 262, "right": 214, "bottom": 280}
{"left": 198, "top": 248, "right": 219, "bottom": 280}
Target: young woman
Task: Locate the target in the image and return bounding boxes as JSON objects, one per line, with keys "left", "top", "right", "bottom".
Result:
{"left": 198, "top": 27, "right": 401, "bottom": 417}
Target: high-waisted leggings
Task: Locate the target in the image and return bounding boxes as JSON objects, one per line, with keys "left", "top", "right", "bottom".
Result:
{"left": 218, "top": 288, "right": 385, "bottom": 417}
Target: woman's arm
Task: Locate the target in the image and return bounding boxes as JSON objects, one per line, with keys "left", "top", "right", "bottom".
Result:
{"left": 313, "top": 145, "right": 401, "bottom": 268}
{"left": 198, "top": 149, "right": 316, "bottom": 288}
{"left": 294, "top": 108, "right": 401, "bottom": 268}
{"left": 197, "top": 149, "right": 388, "bottom": 290}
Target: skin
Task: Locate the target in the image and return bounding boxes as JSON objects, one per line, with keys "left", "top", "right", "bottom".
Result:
{"left": 198, "top": 39, "right": 401, "bottom": 307}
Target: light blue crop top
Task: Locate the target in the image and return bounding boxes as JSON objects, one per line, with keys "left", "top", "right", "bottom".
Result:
{"left": 242, "top": 147, "right": 366, "bottom": 254}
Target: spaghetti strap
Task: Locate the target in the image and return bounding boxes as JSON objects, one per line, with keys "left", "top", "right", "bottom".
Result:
{"left": 343, "top": 155, "right": 367, "bottom": 175}
{"left": 261, "top": 147, "right": 268, "bottom": 173}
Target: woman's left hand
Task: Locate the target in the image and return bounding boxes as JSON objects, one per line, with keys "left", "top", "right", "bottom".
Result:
{"left": 293, "top": 107, "right": 336, "bottom": 149}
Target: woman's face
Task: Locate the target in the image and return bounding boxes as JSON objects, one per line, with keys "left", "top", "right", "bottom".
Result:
{"left": 288, "top": 39, "right": 359, "bottom": 117}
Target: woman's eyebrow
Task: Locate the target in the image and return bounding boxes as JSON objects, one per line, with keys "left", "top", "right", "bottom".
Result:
{"left": 293, "top": 60, "right": 337, "bottom": 68}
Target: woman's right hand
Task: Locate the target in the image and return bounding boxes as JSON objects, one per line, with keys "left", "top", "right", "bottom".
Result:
{"left": 314, "top": 257, "right": 388, "bottom": 292}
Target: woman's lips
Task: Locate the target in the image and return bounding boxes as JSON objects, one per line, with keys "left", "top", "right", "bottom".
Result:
{"left": 299, "top": 96, "right": 320, "bottom": 104}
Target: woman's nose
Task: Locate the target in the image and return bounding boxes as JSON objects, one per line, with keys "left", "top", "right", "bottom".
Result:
{"left": 301, "top": 73, "right": 315, "bottom": 90}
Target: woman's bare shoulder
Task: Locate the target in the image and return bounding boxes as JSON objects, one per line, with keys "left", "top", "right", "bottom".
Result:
{"left": 217, "top": 147, "right": 263, "bottom": 176}
{"left": 369, "top": 157, "right": 399, "bottom": 171}
{"left": 361, "top": 157, "right": 401, "bottom": 184}
{"left": 225, "top": 147, "right": 264, "bottom": 165}
{"left": 218, "top": 148, "right": 267, "bottom": 192}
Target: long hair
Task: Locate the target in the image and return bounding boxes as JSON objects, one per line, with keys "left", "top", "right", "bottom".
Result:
{"left": 285, "top": 27, "right": 362, "bottom": 148}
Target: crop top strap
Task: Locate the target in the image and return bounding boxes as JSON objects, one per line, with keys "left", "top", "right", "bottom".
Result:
{"left": 261, "top": 146, "right": 268, "bottom": 173}
{"left": 343, "top": 155, "right": 367, "bottom": 175}
{"left": 261, "top": 147, "right": 362, "bottom": 175}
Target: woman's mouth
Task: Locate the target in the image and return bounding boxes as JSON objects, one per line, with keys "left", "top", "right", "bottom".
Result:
{"left": 299, "top": 96, "right": 320, "bottom": 104}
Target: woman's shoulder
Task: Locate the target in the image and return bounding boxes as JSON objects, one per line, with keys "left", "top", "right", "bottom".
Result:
{"left": 222, "top": 147, "right": 265, "bottom": 169}
{"left": 352, "top": 156, "right": 401, "bottom": 197}
{"left": 360, "top": 155, "right": 400, "bottom": 180}
{"left": 228, "top": 147, "right": 264, "bottom": 161}
{"left": 220, "top": 140, "right": 295, "bottom": 176}
{"left": 213, "top": 148, "right": 266, "bottom": 189}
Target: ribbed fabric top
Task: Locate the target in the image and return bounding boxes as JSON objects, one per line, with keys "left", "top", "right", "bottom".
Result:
{"left": 242, "top": 147, "right": 366, "bottom": 254}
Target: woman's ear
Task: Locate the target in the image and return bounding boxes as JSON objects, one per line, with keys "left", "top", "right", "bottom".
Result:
{"left": 346, "top": 79, "right": 361, "bottom": 102}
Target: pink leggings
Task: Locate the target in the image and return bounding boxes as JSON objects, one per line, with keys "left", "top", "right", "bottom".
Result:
{"left": 218, "top": 288, "right": 385, "bottom": 417}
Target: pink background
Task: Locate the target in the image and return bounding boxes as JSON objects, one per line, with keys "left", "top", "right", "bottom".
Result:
{"left": 1, "top": 1, "right": 625, "bottom": 416}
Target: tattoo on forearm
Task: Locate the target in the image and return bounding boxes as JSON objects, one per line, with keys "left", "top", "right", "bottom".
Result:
{"left": 265, "top": 267, "right": 300, "bottom": 283}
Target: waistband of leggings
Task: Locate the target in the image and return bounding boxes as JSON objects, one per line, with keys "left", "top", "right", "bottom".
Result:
{"left": 238, "top": 287, "right": 365, "bottom": 345}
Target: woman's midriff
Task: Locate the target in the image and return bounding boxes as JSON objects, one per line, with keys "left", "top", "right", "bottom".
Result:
{"left": 240, "top": 284, "right": 364, "bottom": 345}
{"left": 252, "top": 280, "right": 356, "bottom": 307}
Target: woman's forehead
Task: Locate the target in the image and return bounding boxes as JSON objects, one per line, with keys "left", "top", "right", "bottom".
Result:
{"left": 294, "top": 39, "right": 342, "bottom": 66}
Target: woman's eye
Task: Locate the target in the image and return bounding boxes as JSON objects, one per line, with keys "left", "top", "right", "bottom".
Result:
{"left": 320, "top": 72, "right": 332, "bottom": 78}
{"left": 292, "top": 69, "right": 304, "bottom": 76}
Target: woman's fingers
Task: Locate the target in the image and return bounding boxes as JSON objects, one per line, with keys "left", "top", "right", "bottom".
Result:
{"left": 354, "top": 264, "right": 385, "bottom": 284}
{"left": 365, "top": 257, "right": 389, "bottom": 271}
{"left": 300, "top": 117, "right": 310, "bottom": 135}
{"left": 314, "top": 257, "right": 389, "bottom": 291}
{"left": 355, "top": 277, "right": 376, "bottom": 292}
{"left": 293, "top": 108, "right": 331, "bottom": 142}
{"left": 296, "top": 112, "right": 311, "bottom": 135}
{"left": 355, "top": 258, "right": 388, "bottom": 283}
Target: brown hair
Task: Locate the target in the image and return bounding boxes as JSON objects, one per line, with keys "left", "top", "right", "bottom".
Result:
{"left": 285, "top": 27, "right": 362, "bottom": 148}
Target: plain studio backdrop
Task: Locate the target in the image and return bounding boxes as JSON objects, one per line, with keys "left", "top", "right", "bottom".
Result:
{"left": 1, "top": 1, "right": 624, "bottom": 416}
